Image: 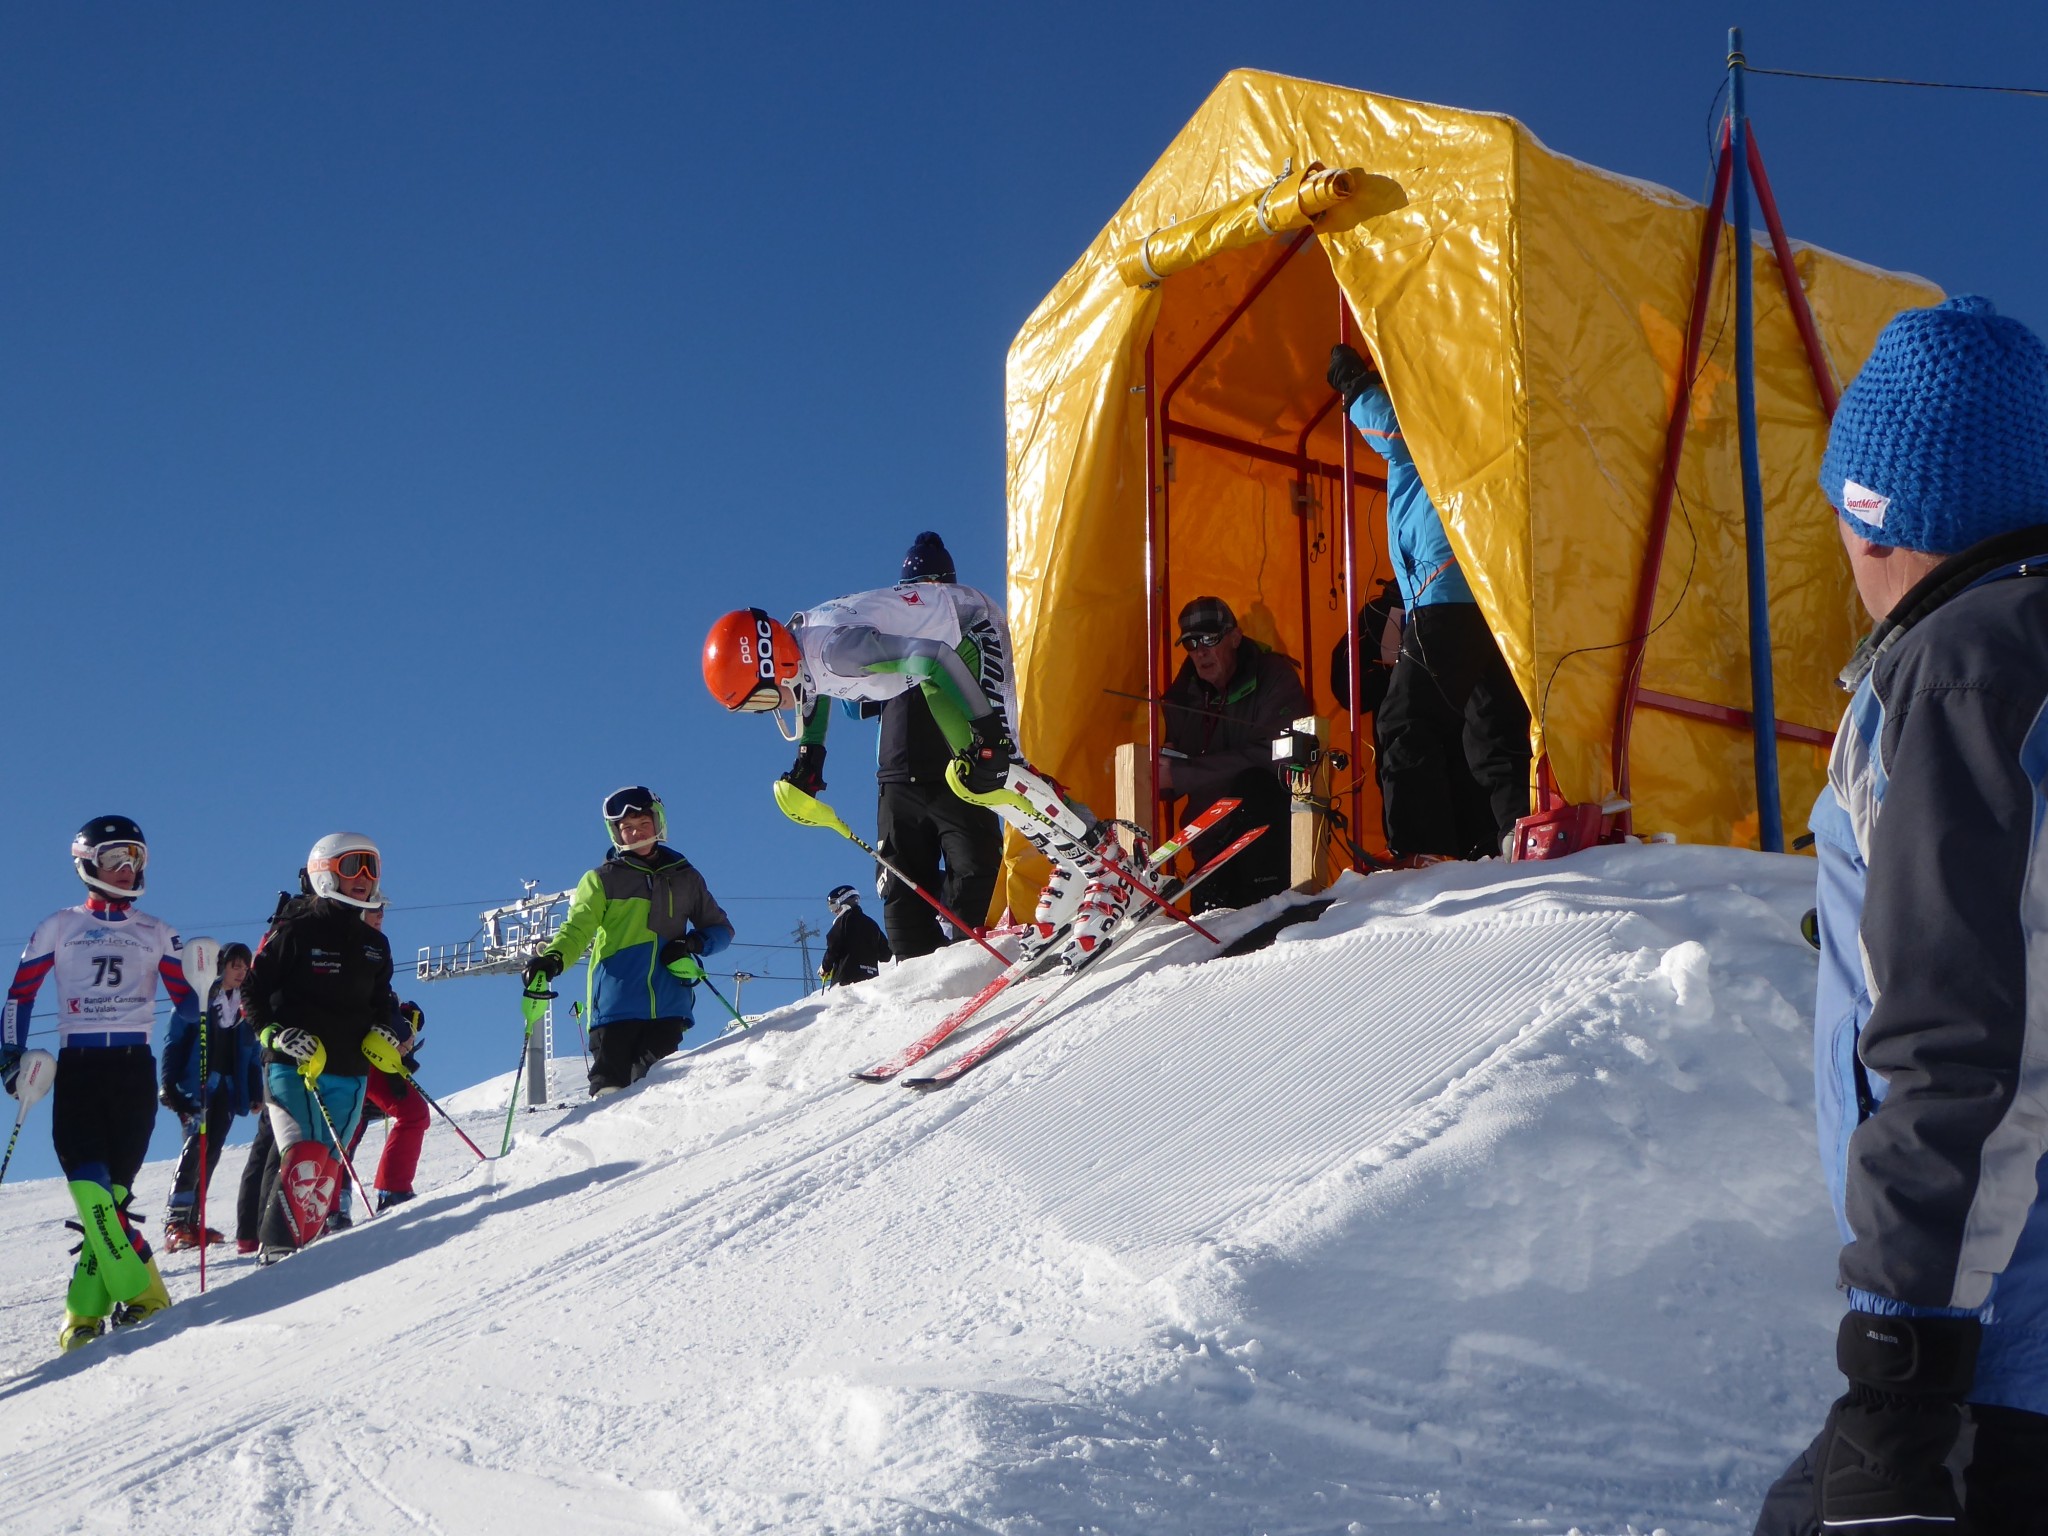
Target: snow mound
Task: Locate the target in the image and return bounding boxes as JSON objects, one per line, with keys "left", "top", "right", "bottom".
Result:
{"left": 0, "top": 846, "right": 1839, "bottom": 1534}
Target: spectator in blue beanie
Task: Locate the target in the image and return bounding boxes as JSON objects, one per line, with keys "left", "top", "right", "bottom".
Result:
{"left": 1755, "top": 295, "right": 2048, "bottom": 1536}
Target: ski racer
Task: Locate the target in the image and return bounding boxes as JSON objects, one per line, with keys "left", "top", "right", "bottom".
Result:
{"left": 868, "top": 532, "right": 1008, "bottom": 959}
{"left": 521, "top": 787, "right": 734, "bottom": 1096}
{"left": 819, "top": 885, "right": 890, "bottom": 988}
{"left": 1753, "top": 296, "right": 2048, "bottom": 1533}
{"left": 1, "top": 816, "right": 199, "bottom": 1349}
{"left": 244, "top": 833, "right": 399, "bottom": 1263}
{"left": 702, "top": 586, "right": 1154, "bottom": 962}
{"left": 160, "top": 941, "right": 259, "bottom": 1250}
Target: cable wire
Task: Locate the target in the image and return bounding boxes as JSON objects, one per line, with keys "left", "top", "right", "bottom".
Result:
{"left": 1745, "top": 65, "right": 2047, "bottom": 98}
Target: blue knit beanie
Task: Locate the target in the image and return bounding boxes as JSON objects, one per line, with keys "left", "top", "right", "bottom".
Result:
{"left": 1820, "top": 295, "right": 2048, "bottom": 552}
{"left": 899, "top": 531, "right": 956, "bottom": 584}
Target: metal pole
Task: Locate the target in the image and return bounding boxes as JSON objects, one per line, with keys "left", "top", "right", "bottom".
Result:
{"left": 1338, "top": 298, "right": 1364, "bottom": 863}
{"left": 1143, "top": 336, "right": 1162, "bottom": 842}
{"left": 1728, "top": 28, "right": 1785, "bottom": 853}
{"left": 792, "top": 920, "right": 817, "bottom": 994}
{"left": 1611, "top": 120, "right": 1733, "bottom": 821}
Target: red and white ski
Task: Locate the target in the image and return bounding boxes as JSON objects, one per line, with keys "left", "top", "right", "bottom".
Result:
{"left": 901, "top": 824, "right": 1267, "bottom": 1090}
{"left": 850, "top": 798, "right": 1245, "bottom": 1083}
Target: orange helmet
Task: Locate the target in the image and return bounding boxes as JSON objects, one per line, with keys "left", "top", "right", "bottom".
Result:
{"left": 703, "top": 608, "right": 803, "bottom": 713}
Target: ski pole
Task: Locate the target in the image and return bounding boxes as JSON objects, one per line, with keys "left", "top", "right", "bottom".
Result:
{"left": 503, "top": 981, "right": 551, "bottom": 1157}
{"left": 773, "top": 782, "right": 1007, "bottom": 963}
{"left": 0, "top": 1051, "right": 57, "bottom": 1187}
{"left": 695, "top": 972, "right": 749, "bottom": 1031}
{"left": 303, "top": 1069, "right": 376, "bottom": 1222}
{"left": 394, "top": 1067, "right": 488, "bottom": 1162}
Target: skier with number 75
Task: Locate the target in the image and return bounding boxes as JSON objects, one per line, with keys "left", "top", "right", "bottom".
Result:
{"left": 1, "top": 816, "right": 201, "bottom": 1350}
{"left": 702, "top": 585, "right": 1157, "bottom": 967}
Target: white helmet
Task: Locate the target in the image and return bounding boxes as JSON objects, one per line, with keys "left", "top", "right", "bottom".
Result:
{"left": 306, "top": 832, "right": 385, "bottom": 910}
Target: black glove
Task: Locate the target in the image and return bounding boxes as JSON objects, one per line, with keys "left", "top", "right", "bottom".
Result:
{"left": 159, "top": 1085, "right": 199, "bottom": 1118}
{"left": 782, "top": 743, "right": 827, "bottom": 795}
{"left": 522, "top": 952, "right": 564, "bottom": 990}
{"left": 956, "top": 711, "right": 1015, "bottom": 795}
{"left": 1326, "top": 343, "right": 1377, "bottom": 409}
{"left": 659, "top": 933, "right": 705, "bottom": 967}
{"left": 1, "top": 1044, "right": 23, "bottom": 1098}
{"left": 1815, "top": 1310, "right": 1980, "bottom": 1532}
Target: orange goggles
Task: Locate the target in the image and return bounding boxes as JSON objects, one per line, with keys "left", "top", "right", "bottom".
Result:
{"left": 316, "top": 850, "right": 380, "bottom": 881}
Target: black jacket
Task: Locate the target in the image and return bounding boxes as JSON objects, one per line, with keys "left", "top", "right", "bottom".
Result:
{"left": 1161, "top": 640, "right": 1311, "bottom": 813}
{"left": 245, "top": 896, "right": 395, "bottom": 1078}
{"left": 821, "top": 906, "right": 890, "bottom": 987}
{"left": 876, "top": 688, "right": 957, "bottom": 785}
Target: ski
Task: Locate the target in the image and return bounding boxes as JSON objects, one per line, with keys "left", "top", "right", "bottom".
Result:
{"left": 901, "top": 824, "right": 1267, "bottom": 1090}
{"left": 849, "top": 798, "right": 1246, "bottom": 1083}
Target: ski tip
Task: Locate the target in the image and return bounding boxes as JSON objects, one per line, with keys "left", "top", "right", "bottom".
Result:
{"left": 900, "top": 1075, "right": 948, "bottom": 1093}
{"left": 850, "top": 1068, "right": 897, "bottom": 1084}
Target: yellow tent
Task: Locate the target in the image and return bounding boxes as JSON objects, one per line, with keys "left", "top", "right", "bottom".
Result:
{"left": 999, "top": 68, "right": 1937, "bottom": 915}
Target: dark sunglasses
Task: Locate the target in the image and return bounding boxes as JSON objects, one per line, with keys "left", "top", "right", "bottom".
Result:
{"left": 1178, "top": 630, "right": 1230, "bottom": 651}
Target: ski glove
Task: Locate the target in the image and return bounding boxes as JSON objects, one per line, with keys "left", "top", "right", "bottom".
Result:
{"left": 158, "top": 1085, "right": 200, "bottom": 1117}
{"left": 782, "top": 744, "right": 827, "bottom": 795}
{"left": 956, "top": 711, "right": 1016, "bottom": 796}
{"left": 1814, "top": 1310, "right": 1980, "bottom": 1532}
{"left": 361, "top": 1025, "right": 407, "bottom": 1076}
{"left": 658, "top": 934, "right": 705, "bottom": 967}
{"left": 0, "top": 1044, "right": 20, "bottom": 1098}
{"left": 522, "top": 952, "right": 564, "bottom": 990}
{"left": 1326, "top": 343, "right": 1377, "bottom": 409}
{"left": 263, "top": 1026, "right": 328, "bottom": 1080}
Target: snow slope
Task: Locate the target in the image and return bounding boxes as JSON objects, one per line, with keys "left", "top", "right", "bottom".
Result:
{"left": 0, "top": 847, "right": 1841, "bottom": 1534}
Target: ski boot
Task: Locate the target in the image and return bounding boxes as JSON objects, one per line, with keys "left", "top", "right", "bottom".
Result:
{"left": 162, "top": 1214, "right": 218, "bottom": 1252}
{"left": 375, "top": 1189, "right": 415, "bottom": 1214}
{"left": 109, "top": 1258, "right": 172, "bottom": 1329}
{"left": 236, "top": 1237, "right": 259, "bottom": 1256}
{"left": 58, "top": 1313, "right": 104, "bottom": 1352}
{"left": 1018, "top": 859, "right": 1086, "bottom": 964}
{"left": 59, "top": 1240, "right": 110, "bottom": 1352}
{"left": 1067, "top": 838, "right": 1153, "bottom": 962}
{"left": 324, "top": 1209, "right": 353, "bottom": 1235}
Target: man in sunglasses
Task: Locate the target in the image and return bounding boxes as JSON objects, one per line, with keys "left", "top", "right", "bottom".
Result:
{"left": 522, "top": 787, "right": 734, "bottom": 1096}
{"left": 1, "top": 815, "right": 200, "bottom": 1349}
{"left": 1160, "top": 598, "right": 1309, "bottom": 912}
{"left": 243, "top": 832, "right": 399, "bottom": 1263}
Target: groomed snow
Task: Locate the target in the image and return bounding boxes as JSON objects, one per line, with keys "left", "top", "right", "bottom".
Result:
{"left": 0, "top": 846, "right": 1840, "bottom": 1534}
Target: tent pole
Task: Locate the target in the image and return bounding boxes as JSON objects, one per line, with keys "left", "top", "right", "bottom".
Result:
{"left": 1610, "top": 118, "right": 1733, "bottom": 828}
{"left": 1338, "top": 299, "right": 1364, "bottom": 866}
{"left": 1746, "top": 128, "right": 1840, "bottom": 418}
{"left": 1143, "top": 335, "right": 1163, "bottom": 843}
{"left": 1292, "top": 390, "right": 1343, "bottom": 714}
{"left": 1728, "top": 27, "right": 1785, "bottom": 853}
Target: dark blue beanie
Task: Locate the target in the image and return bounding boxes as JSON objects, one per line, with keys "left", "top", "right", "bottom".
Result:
{"left": 1820, "top": 295, "right": 2048, "bottom": 553}
{"left": 899, "top": 531, "right": 956, "bottom": 584}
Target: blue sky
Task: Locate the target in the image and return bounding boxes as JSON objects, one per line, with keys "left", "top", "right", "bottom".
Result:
{"left": 2, "top": 2, "right": 2042, "bottom": 1185}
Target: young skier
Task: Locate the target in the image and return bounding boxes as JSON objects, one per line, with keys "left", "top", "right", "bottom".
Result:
{"left": 244, "top": 833, "right": 400, "bottom": 1263}
{"left": 1, "top": 816, "right": 199, "bottom": 1349}
{"left": 522, "top": 787, "right": 734, "bottom": 1096}
{"left": 702, "top": 588, "right": 1154, "bottom": 962}
{"left": 160, "top": 941, "right": 259, "bottom": 1250}
{"left": 819, "top": 885, "right": 890, "bottom": 988}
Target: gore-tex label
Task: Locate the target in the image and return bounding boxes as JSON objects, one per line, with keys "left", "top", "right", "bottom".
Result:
{"left": 1843, "top": 480, "right": 1890, "bottom": 528}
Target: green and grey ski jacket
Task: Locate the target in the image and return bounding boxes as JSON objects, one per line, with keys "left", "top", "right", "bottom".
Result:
{"left": 542, "top": 845, "right": 733, "bottom": 1027}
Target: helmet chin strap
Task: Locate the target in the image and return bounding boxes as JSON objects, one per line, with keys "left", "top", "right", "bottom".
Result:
{"left": 770, "top": 671, "right": 813, "bottom": 744}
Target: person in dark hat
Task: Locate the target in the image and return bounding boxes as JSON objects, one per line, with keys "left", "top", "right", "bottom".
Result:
{"left": 870, "top": 532, "right": 1008, "bottom": 958}
{"left": 818, "top": 885, "right": 890, "bottom": 989}
{"left": 1159, "top": 596, "right": 1309, "bottom": 912}
{"left": 1753, "top": 296, "right": 2048, "bottom": 1536}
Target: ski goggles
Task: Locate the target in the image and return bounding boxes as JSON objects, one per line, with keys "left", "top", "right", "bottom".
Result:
{"left": 603, "top": 786, "right": 659, "bottom": 823}
{"left": 87, "top": 841, "right": 147, "bottom": 874}
{"left": 315, "top": 850, "right": 380, "bottom": 881}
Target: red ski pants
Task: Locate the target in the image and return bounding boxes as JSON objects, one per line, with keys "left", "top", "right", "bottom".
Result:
{"left": 353, "top": 1070, "right": 429, "bottom": 1197}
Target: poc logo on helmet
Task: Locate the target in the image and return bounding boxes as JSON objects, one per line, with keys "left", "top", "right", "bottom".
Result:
{"left": 755, "top": 618, "right": 777, "bottom": 680}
